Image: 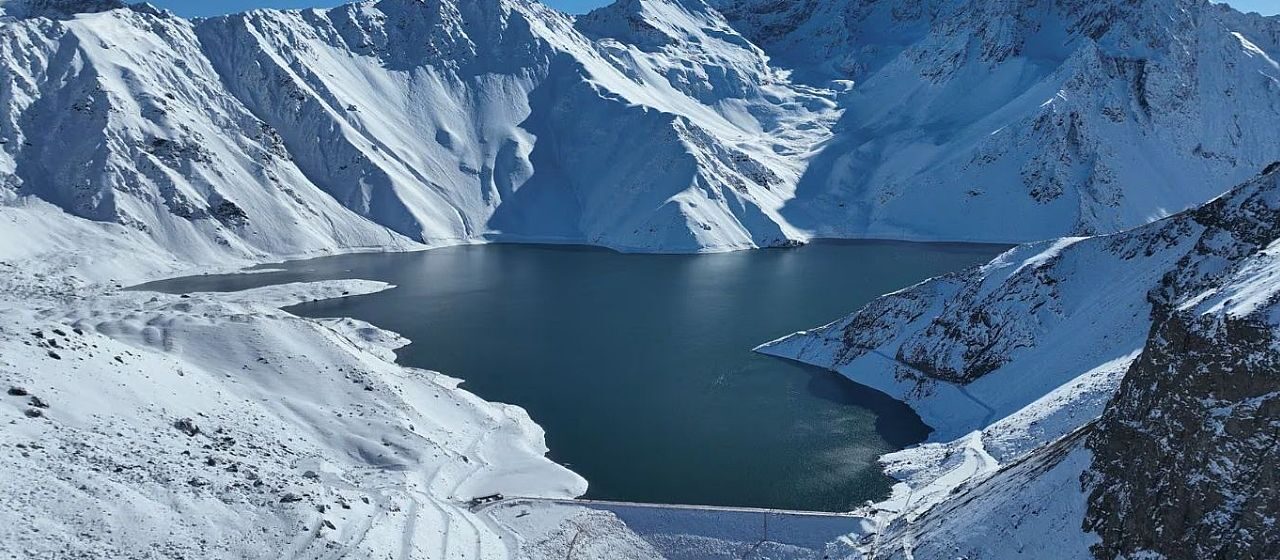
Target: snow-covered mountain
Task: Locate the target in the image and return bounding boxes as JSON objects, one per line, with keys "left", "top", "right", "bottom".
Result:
{"left": 3, "top": 0, "right": 1280, "bottom": 557}
{"left": 3, "top": 0, "right": 1278, "bottom": 270}
{"left": 761, "top": 164, "right": 1280, "bottom": 557}
{"left": 198, "top": 0, "right": 840, "bottom": 252}
{"left": 0, "top": 0, "right": 839, "bottom": 278}
{"left": 717, "top": 0, "right": 1280, "bottom": 242}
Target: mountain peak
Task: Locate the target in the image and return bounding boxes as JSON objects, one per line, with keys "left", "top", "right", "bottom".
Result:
{"left": 575, "top": 0, "right": 733, "bottom": 50}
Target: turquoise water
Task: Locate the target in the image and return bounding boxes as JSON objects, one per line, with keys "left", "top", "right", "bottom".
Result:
{"left": 138, "top": 240, "right": 1005, "bottom": 511}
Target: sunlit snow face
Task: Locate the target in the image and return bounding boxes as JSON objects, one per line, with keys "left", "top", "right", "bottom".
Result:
{"left": 141, "top": 0, "right": 1280, "bottom": 19}
{"left": 142, "top": 0, "right": 616, "bottom": 18}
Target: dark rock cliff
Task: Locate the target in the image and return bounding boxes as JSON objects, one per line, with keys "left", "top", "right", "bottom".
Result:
{"left": 1085, "top": 311, "right": 1280, "bottom": 559}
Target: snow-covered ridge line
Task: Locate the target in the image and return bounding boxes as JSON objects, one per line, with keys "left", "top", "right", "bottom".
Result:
{"left": 0, "top": 0, "right": 129, "bottom": 20}
{"left": 762, "top": 164, "right": 1280, "bottom": 557}
{"left": 716, "top": 0, "right": 1280, "bottom": 242}
{"left": 0, "top": 0, "right": 839, "bottom": 281}
{"left": 3, "top": 0, "right": 1279, "bottom": 274}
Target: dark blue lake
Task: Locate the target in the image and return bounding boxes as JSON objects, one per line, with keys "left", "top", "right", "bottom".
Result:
{"left": 138, "top": 240, "right": 1005, "bottom": 511}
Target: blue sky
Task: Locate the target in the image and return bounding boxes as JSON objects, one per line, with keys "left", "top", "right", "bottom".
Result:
{"left": 150, "top": 0, "right": 1277, "bottom": 19}
{"left": 1222, "top": 0, "right": 1280, "bottom": 14}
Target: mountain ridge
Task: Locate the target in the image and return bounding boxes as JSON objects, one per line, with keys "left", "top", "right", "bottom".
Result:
{"left": 761, "top": 163, "right": 1280, "bottom": 558}
{"left": 3, "top": 0, "right": 1279, "bottom": 275}
{"left": 716, "top": 0, "right": 1280, "bottom": 242}
{"left": 0, "top": 0, "right": 812, "bottom": 300}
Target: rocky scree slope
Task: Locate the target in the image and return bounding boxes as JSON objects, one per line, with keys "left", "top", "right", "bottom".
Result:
{"left": 763, "top": 165, "right": 1280, "bottom": 557}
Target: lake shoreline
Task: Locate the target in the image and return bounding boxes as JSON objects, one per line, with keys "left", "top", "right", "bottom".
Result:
{"left": 137, "top": 241, "right": 1003, "bottom": 511}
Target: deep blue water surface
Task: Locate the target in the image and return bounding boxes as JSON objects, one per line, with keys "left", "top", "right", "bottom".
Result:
{"left": 139, "top": 241, "right": 1005, "bottom": 511}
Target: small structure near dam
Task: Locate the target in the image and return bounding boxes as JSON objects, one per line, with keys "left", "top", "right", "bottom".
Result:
{"left": 480, "top": 497, "right": 878, "bottom": 559}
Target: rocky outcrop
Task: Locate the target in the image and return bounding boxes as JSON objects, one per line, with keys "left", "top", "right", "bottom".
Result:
{"left": 766, "top": 165, "right": 1280, "bottom": 557}
{"left": 1085, "top": 311, "right": 1280, "bottom": 559}
{"left": 0, "top": 0, "right": 129, "bottom": 20}
{"left": 765, "top": 165, "right": 1280, "bottom": 401}
{"left": 1078, "top": 162, "right": 1280, "bottom": 558}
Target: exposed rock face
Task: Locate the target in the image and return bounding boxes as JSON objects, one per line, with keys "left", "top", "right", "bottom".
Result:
{"left": 765, "top": 166, "right": 1280, "bottom": 403}
{"left": 1085, "top": 312, "right": 1280, "bottom": 559}
{"left": 1081, "top": 162, "right": 1280, "bottom": 558}
{"left": 0, "top": 0, "right": 128, "bottom": 20}
{"left": 764, "top": 166, "right": 1280, "bottom": 556}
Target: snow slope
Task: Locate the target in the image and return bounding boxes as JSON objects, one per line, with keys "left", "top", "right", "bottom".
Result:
{"left": 718, "top": 0, "right": 1280, "bottom": 242}
{"left": 0, "top": 278, "right": 594, "bottom": 558}
{"left": 195, "top": 0, "right": 836, "bottom": 252}
{"left": 763, "top": 165, "right": 1280, "bottom": 557}
{"left": 5, "top": 0, "right": 1279, "bottom": 264}
{"left": 0, "top": 0, "right": 839, "bottom": 270}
